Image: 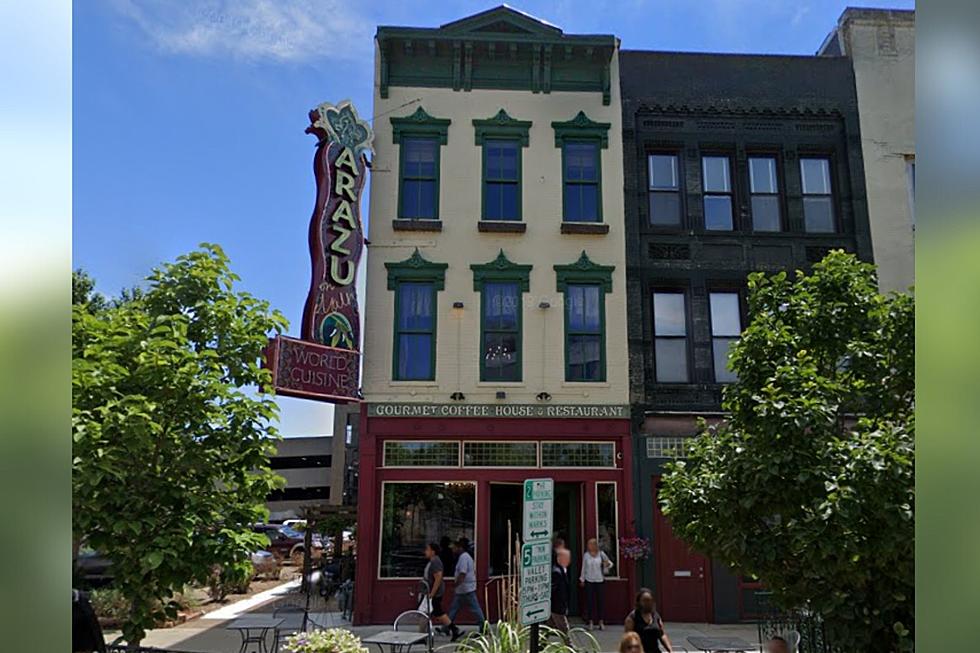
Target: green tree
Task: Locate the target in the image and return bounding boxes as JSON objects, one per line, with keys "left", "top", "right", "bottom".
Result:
{"left": 72, "top": 244, "right": 288, "bottom": 646}
{"left": 659, "top": 252, "right": 913, "bottom": 652}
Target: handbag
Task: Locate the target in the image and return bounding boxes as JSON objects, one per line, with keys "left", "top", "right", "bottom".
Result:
{"left": 417, "top": 594, "right": 432, "bottom": 615}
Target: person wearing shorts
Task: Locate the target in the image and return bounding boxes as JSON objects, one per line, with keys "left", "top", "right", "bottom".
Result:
{"left": 423, "top": 543, "right": 451, "bottom": 631}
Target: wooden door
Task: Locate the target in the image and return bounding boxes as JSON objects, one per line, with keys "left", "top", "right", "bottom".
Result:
{"left": 653, "top": 480, "right": 711, "bottom": 622}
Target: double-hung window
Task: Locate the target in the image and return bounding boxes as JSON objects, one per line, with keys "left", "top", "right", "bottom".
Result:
{"left": 562, "top": 141, "right": 601, "bottom": 222}
{"left": 565, "top": 284, "right": 604, "bottom": 381}
{"left": 653, "top": 291, "right": 689, "bottom": 383}
{"left": 702, "top": 156, "right": 734, "bottom": 230}
{"left": 399, "top": 137, "right": 439, "bottom": 220}
{"left": 394, "top": 282, "right": 436, "bottom": 380}
{"left": 481, "top": 281, "right": 521, "bottom": 382}
{"left": 483, "top": 139, "right": 521, "bottom": 221}
{"left": 709, "top": 292, "right": 742, "bottom": 383}
{"left": 801, "top": 157, "right": 835, "bottom": 232}
{"left": 749, "top": 156, "right": 782, "bottom": 231}
{"left": 648, "top": 154, "right": 682, "bottom": 226}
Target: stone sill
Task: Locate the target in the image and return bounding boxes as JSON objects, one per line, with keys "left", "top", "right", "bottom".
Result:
{"left": 392, "top": 219, "right": 443, "bottom": 232}
{"left": 478, "top": 221, "right": 527, "bottom": 233}
{"left": 561, "top": 222, "right": 609, "bottom": 235}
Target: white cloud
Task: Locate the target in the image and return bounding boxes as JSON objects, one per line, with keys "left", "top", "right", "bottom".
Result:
{"left": 108, "top": 0, "right": 374, "bottom": 62}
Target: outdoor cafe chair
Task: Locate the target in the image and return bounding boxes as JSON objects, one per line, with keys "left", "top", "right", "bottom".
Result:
{"left": 781, "top": 630, "right": 801, "bottom": 652}
{"left": 393, "top": 609, "right": 434, "bottom": 653}
{"left": 272, "top": 604, "right": 309, "bottom": 652}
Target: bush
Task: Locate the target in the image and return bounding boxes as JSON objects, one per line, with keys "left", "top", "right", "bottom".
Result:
{"left": 207, "top": 562, "right": 253, "bottom": 602}
{"left": 452, "top": 621, "right": 600, "bottom": 653}
{"left": 90, "top": 588, "right": 129, "bottom": 624}
{"left": 283, "top": 628, "right": 368, "bottom": 653}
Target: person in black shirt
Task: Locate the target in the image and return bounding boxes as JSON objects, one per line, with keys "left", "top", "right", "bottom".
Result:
{"left": 623, "top": 588, "right": 673, "bottom": 653}
{"left": 72, "top": 589, "right": 106, "bottom": 653}
{"left": 547, "top": 547, "right": 572, "bottom": 634}
{"left": 439, "top": 535, "right": 456, "bottom": 577}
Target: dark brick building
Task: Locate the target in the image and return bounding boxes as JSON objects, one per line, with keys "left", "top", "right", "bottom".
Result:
{"left": 619, "top": 51, "right": 874, "bottom": 623}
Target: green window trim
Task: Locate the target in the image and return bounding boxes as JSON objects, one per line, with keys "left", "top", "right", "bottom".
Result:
{"left": 474, "top": 111, "right": 531, "bottom": 222}
{"left": 554, "top": 251, "right": 614, "bottom": 383}
{"left": 560, "top": 139, "right": 603, "bottom": 223}
{"left": 472, "top": 250, "right": 532, "bottom": 382}
{"left": 551, "top": 111, "right": 610, "bottom": 149}
{"left": 392, "top": 107, "right": 451, "bottom": 221}
{"left": 386, "top": 249, "right": 448, "bottom": 381}
{"left": 473, "top": 109, "right": 532, "bottom": 146}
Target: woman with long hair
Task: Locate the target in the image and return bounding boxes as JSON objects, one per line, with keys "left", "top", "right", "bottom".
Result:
{"left": 623, "top": 588, "right": 673, "bottom": 653}
{"left": 619, "top": 632, "right": 643, "bottom": 653}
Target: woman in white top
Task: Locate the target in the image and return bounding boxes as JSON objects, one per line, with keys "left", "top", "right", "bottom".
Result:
{"left": 579, "top": 537, "right": 613, "bottom": 629}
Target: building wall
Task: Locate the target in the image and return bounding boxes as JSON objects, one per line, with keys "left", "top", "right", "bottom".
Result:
{"left": 267, "top": 435, "right": 333, "bottom": 521}
{"left": 363, "top": 58, "right": 628, "bottom": 406}
{"left": 822, "top": 9, "right": 915, "bottom": 293}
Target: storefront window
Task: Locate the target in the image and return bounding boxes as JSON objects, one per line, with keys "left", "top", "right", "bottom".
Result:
{"left": 383, "top": 441, "right": 459, "bottom": 467}
{"left": 380, "top": 482, "right": 475, "bottom": 578}
{"left": 541, "top": 442, "right": 615, "bottom": 467}
{"left": 596, "top": 482, "right": 619, "bottom": 576}
{"left": 464, "top": 441, "right": 537, "bottom": 467}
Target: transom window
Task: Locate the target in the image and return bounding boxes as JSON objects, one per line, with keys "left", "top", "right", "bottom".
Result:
{"left": 749, "top": 156, "right": 781, "bottom": 232}
{"left": 653, "top": 291, "right": 689, "bottom": 383}
{"left": 702, "top": 156, "right": 734, "bottom": 230}
{"left": 709, "top": 292, "right": 742, "bottom": 383}
{"left": 483, "top": 139, "right": 521, "bottom": 221}
{"left": 648, "top": 154, "right": 682, "bottom": 226}
{"left": 481, "top": 282, "right": 521, "bottom": 382}
{"left": 801, "top": 157, "right": 835, "bottom": 233}
{"left": 464, "top": 442, "right": 537, "bottom": 467}
{"left": 565, "top": 284, "right": 604, "bottom": 382}
{"left": 541, "top": 442, "right": 615, "bottom": 468}
{"left": 563, "top": 141, "right": 601, "bottom": 222}
{"left": 394, "top": 282, "right": 436, "bottom": 380}
{"left": 383, "top": 441, "right": 460, "bottom": 467}
{"left": 399, "top": 137, "right": 439, "bottom": 219}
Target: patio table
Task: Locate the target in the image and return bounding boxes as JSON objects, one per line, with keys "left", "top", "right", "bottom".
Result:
{"left": 687, "top": 635, "right": 756, "bottom": 652}
{"left": 225, "top": 615, "right": 283, "bottom": 653}
{"left": 361, "top": 629, "right": 429, "bottom": 653}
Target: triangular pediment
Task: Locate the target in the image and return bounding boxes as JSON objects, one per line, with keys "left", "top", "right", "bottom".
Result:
{"left": 440, "top": 5, "right": 562, "bottom": 37}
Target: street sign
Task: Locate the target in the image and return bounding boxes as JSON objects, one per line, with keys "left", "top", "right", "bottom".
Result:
{"left": 522, "top": 478, "right": 554, "bottom": 544}
{"left": 520, "top": 479, "right": 554, "bottom": 626}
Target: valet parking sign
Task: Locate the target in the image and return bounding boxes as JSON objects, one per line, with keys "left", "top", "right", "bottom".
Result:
{"left": 265, "top": 100, "right": 373, "bottom": 404}
{"left": 520, "top": 479, "right": 554, "bottom": 626}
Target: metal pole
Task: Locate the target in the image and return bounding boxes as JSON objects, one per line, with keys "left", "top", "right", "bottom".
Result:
{"left": 530, "top": 623, "right": 540, "bottom": 653}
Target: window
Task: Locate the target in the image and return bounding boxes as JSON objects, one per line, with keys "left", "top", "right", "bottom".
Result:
{"left": 481, "top": 282, "right": 521, "bottom": 382}
{"left": 801, "top": 157, "right": 835, "bottom": 233}
{"left": 709, "top": 292, "right": 742, "bottom": 383}
{"left": 380, "top": 482, "right": 475, "bottom": 578}
{"left": 541, "top": 442, "right": 615, "bottom": 467}
{"left": 563, "top": 141, "right": 601, "bottom": 222}
{"left": 646, "top": 436, "right": 691, "bottom": 459}
{"left": 383, "top": 441, "right": 460, "bottom": 467}
{"left": 394, "top": 282, "right": 436, "bottom": 380}
{"left": 596, "top": 483, "right": 619, "bottom": 576}
{"left": 483, "top": 139, "right": 521, "bottom": 221}
{"left": 464, "top": 442, "right": 538, "bottom": 467}
{"left": 399, "top": 137, "right": 439, "bottom": 219}
{"left": 565, "top": 284, "right": 603, "bottom": 381}
{"left": 270, "top": 455, "right": 332, "bottom": 470}
{"left": 702, "top": 156, "right": 734, "bottom": 230}
{"left": 653, "top": 291, "right": 689, "bottom": 383}
{"left": 648, "top": 154, "right": 682, "bottom": 226}
{"left": 749, "top": 156, "right": 781, "bottom": 231}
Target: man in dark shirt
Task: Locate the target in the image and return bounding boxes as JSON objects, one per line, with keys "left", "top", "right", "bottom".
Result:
{"left": 548, "top": 548, "right": 572, "bottom": 634}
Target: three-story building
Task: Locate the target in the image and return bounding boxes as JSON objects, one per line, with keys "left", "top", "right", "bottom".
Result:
{"left": 355, "top": 6, "right": 634, "bottom": 625}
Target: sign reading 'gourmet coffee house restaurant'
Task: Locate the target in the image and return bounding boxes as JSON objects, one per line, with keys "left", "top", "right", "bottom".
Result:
{"left": 367, "top": 403, "right": 630, "bottom": 419}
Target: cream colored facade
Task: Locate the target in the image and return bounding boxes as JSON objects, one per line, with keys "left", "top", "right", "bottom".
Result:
{"left": 362, "top": 55, "right": 628, "bottom": 406}
{"left": 821, "top": 8, "right": 915, "bottom": 293}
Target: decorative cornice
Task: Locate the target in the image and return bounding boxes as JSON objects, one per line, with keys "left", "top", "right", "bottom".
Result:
{"left": 471, "top": 249, "right": 533, "bottom": 291}
{"left": 636, "top": 102, "right": 844, "bottom": 119}
{"left": 552, "top": 111, "right": 611, "bottom": 148}
{"left": 386, "top": 248, "right": 449, "bottom": 290}
{"left": 554, "top": 250, "right": 615, "bottom": 292}
{"left": 390, "top": 107, "right": 452, "bottom": 145}
{"left": 472, "top": 109, "right": 533, "bottom": 146}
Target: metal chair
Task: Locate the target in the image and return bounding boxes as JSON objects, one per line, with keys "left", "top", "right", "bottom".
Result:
{"left": 272, "top": 604, "right": 308, "bottom": 652}
{"left": 782, "top": 630, "right": 801, "bottom": 653}
{"left": 393, "top": 609, "right": 434, "bottom": 653}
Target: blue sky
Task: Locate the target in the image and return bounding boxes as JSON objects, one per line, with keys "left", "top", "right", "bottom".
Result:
{"left": 73, "top": 0, "right": 914, "bottom": 436}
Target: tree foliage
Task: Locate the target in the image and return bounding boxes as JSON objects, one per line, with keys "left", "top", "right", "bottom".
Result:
{"left": 659, "top": 252, "right": 914, "bottom": 652}
{"left": 72, "top": 245, "right": 288, "bottom": 645}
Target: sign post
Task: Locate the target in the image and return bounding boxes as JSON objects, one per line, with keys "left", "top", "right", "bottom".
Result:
{"left": 521, "top": 478, "right": 554, "bottom": 653}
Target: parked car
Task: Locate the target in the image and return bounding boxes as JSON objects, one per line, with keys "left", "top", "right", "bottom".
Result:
{"left": 252, "top": 523, "right": 322, "bottom": 566}
{"left": 74, "top": 547, "right": 113, "bottom": 589}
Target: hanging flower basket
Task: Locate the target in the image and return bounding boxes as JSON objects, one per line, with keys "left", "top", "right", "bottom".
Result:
{"left": 620, "top": 536, "right": 652, "bottom": 561}
{"left": 283, "top": 628, "right": 369, "bottom": 653}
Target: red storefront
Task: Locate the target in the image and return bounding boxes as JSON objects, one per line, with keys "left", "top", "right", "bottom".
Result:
{"left": 352, "top": 404, "right": 637, "bottom": 625}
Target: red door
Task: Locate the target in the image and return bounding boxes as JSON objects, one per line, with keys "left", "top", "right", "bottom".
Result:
{"left": 653, "top": 480, "right": 711, "bottom": 622}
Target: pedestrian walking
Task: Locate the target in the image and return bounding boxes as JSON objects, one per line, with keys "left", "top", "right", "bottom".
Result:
{"left": 579, "top": 537, "right": 613, "bottom": 629}
{"left": 624, "top": 588, "right": 674, "bottom": 653}
{"left": 547, "top": 547, "right": 572, "bottom": 634}
{"left": 446, "top": 537, "right": 486, "bottom": 641}
{"left": 422, "top": 542, "right": 452, "bottom": 634}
